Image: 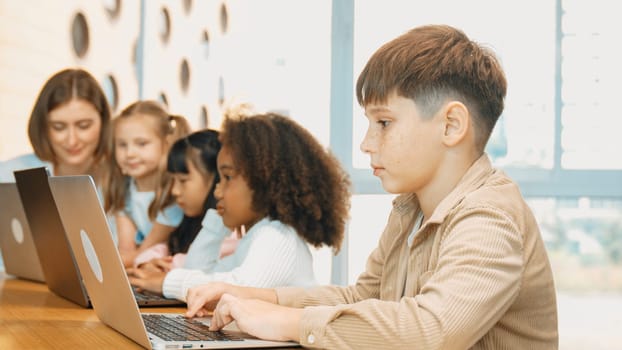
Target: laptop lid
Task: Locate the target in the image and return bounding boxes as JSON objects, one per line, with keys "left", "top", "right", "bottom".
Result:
{"left": 0, "top": 183, "right": 45, "bottom": 282}
{"left": 50, "top": 174, "right": 299, "bottom": 349}
{"left": 11, "top": 166, "right": 181, "bottom": 307}
{"left": 13, "top": 167, "right": 91, "bottom": 307}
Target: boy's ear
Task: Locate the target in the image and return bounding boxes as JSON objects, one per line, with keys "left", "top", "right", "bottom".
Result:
{"left": 441, "top": 101, "right": 470, "bottom": 147}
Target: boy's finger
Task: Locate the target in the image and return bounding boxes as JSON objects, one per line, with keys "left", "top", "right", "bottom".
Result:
{"left": 186, "top": 295, "right": 206, "bottom": 317}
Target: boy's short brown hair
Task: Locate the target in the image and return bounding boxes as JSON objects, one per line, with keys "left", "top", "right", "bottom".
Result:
{"left": 356, "top": 24, "right": 507, "bottom": 151}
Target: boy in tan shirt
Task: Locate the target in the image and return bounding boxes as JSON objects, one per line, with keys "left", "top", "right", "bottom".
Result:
{"left": 184, "top": 24, "right": 558, "bottom": 350}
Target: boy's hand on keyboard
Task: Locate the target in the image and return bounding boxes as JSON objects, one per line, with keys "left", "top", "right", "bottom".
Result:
{"left": 209, "top": 293, "right": 302, "bottom": 342}
{"left": 185, "top": 282, "right": 232, "bottom": 317}
{"left": 186, "top": 283, "right": 278, "bottom": 318}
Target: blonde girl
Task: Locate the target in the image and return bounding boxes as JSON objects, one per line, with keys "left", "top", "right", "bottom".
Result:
{"left": 104, "top": 100, "right": 190, "bottom": 267}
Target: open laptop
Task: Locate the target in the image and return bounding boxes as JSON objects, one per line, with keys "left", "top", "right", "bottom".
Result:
{"left": 0, "top": 182, "right": 46, "bottom": 282}
{"left": 49, "top": 174, "right": 300, "bottom": 349}
{"left": 14, "top": 168, "right": 91, "bottom": 307}
{"left": 13, "top": 167, "right": 184, "bottom": 307}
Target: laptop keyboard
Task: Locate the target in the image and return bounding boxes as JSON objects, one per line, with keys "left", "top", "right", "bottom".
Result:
{"left": 131, "top": 288, "right": 185, "bottom": 306}
{"left": 142, "top": 314, "right": 244, "bottom": 342}
{"left": 133, "top": 288, "right": 167, "bottom": 302}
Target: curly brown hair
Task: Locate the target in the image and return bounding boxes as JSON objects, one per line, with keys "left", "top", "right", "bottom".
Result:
{"left": 219, "top": 112, "right": 350, "bottom": 253}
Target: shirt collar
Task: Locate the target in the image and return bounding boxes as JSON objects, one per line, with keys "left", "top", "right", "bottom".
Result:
{"left": 392, "top": 153, "right": 495, "bottom": 224}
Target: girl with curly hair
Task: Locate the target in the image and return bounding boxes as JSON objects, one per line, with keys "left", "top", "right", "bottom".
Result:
{"left": 128, "top": 109, "right": 351, "bottom": 300}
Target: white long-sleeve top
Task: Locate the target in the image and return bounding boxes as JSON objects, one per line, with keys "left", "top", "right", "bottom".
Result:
{"left": 162, "top": 209, "right": 316, "bottom": 301}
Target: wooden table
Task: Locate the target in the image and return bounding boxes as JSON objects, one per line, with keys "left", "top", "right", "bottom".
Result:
{"left": 0, "top": 271, "right": 301, "bottom": 349}
{"left": 0, "top": 271, "right": 186, "bottom": 349}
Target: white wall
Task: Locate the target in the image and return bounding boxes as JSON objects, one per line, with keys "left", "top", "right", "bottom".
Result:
{"left": 0, "top": 0, "right": 139, "bottom": 160}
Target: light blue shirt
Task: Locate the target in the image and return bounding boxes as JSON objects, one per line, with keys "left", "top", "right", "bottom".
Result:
{"left": 0, "top": 153, "right": 51, "bottom": 182}
{"left": 123, "top": 180, "right": 184, "bottom": 244}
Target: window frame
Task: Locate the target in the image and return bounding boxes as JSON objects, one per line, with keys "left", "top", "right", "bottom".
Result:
{"left": 330, "top": 0, "right": 622, "bottom": 198}
{"left": 328, "top": 0, "right": 622, "bottom": 284}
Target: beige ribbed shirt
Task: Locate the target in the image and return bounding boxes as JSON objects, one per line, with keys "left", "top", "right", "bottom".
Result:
{"left": 276, "top": 154, "right": 558, "bottom": 349}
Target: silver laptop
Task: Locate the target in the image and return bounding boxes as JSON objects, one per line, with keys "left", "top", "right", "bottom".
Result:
{"left": 14, "top": 167, "right": 91, "bottom": 307}
{"left": 49, "top": 174, "right": 300, "bottom": 349}
{"left": 13, "top": 167, "right": 183, "bottom": 308}
{"left": 0, "top": 182, "right": 45, "bottom": 282}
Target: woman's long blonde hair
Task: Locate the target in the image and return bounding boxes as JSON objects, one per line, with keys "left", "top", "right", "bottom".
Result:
{"left": 103, "top": 100, "right": 190, "bottom": 220}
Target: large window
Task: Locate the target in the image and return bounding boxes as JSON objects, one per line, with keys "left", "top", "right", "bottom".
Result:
{"left": 329, "top": 1, "right": 622, "bottom": 348}
{"left": 561, "top": 0, "right": 622, "bottom": 170}
{"left": 341, "top": 0, "right": 622, "bottom": 197}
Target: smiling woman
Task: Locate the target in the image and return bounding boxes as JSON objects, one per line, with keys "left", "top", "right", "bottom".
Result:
{"left": 46, "top": 99, "right": 102, "bottom": 176}
{"left": 0, "top": 68, "right": 112, "bottom": 184}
